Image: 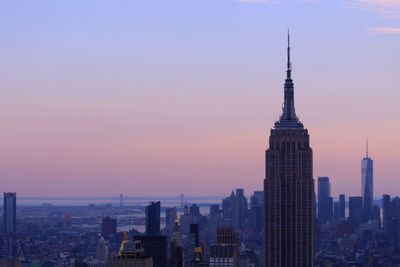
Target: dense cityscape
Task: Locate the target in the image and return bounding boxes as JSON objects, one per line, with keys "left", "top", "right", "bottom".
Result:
{"left": 0, "top": 33, "right": 399, "bottom": 267}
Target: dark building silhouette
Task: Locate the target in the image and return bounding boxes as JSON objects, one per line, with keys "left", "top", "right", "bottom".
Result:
{"left": 4, "top": 192, "right": 16, "bottom": 234}
{"left": 383, "top": 194, "right": 391, "bottom": 227}
{"left": 339, "top": 194, "right": 346, "bottom": 220}
{"left": 370, "top": 205, "right": 381, "bottom": 227}
{"left": 134, "top": 235, "right": 167, "bottom": 267}
{"left": 190, "top": 224, "right": 199, "bottom": 247}
{"left": 169, "top": 220, "right": 183, "bottom": 267}
{"left": 264, "top": 32, "right": 315, "bottom": 267}
{"left": 233, "top": 188, "right": 247, "bottom": 230}
{"left": 349, "top": 196, "right": 363, "bottom": 226}
{"left": 361, "top": 141, "right": 373, "bottom": 222}
{"left": 221, "top": 189, "right": 248, "bottom": 229}
{"left": 166, "top": 207, "right": 177, "bottom": 241}
{"left": 318, "top": 177, "right": 333, "bottom": 224}
{"left": 333, "top": 201, "right": 341, "bottom": 223}
{"left": 189, "top": 204, "right": 200, "bottom": 216}
{"left": 249, "top": 191, "right": 264, "bottom": 231}
{"left": 145, "top": 201, "right": 160, "bottom": 235}
{"left": 101, "top": 216, "right": 117, "bottom": 237}
{"left": 209, "top": 204, "right": 220, "bottom": 216}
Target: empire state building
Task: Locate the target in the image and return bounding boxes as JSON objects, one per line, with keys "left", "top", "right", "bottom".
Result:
{"left": 264, "top": 33, "right": 315, "bottom": 267}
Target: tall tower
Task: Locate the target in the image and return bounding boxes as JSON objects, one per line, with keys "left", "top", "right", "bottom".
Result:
{"left": 3, "top": 192, "right": 16, "bottom": 234}
{"left": 317, "top": 177, "right": 333, "bottom": 224}
{"left": 264, "top": 32, "right": 315, "bottom": 267}
{"left": 145, "top": 201, "right": 161, "bottom": 235}
{"left": 361, "top": 139, "right": 373, "bottom": 222}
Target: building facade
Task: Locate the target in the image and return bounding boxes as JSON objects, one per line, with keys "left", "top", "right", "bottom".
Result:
{"left": 349, "top": 196, "right": 363, "bottom": 226}
{"left": 361, "top": 142, "right": 373, "bottom": 222}
{"left": 318, "top": 177, "right": 333, "bottom": 224}
{"left": 4, "top": 192, "right": 16, "bottom": 234}
{"left": 264, "top": 33, "right": 315, "bottom": 267}
{"left": 145, "top": 201, "right": 160, "bottom": 235}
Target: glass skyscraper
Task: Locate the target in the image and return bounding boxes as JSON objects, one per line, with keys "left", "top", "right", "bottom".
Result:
{"left": 361, "top": 141, "right": 373, "bottom": 222}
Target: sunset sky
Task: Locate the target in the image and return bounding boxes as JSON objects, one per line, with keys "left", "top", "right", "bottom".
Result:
{"left": 0, "top": 0, "right": 399, "bottom": 197}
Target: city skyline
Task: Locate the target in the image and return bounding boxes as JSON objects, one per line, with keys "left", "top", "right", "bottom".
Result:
{"left": 0, "top": 0, "right": 400, "bottom": 197}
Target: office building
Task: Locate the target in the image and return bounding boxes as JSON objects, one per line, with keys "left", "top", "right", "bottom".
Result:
{"left": 166, "top": 207, "right": 177, "bottom": 241}
{"left": 361, "top": 140, "right": 374, "bottom": 222}
{"left": 264, "top": 32, "right": 315, "bottom": 266}
{"left": 382, "top": 194, "right": 391, "bottom": 228}
{"left": 146, "top": 201, "right": 160, "bottom": 235}
{"left": 318, "top": 177, "right": 333, "bottom": 224}
{"left": 349, "top": 196, "right": 363, "bottom": 226}
{"left": 169, "top": 219, "right": 183, "bottom": 267}
{"left": 4, "top": 192, "right": 16, "bottom": 234}
{"left": 339, "top": 194, "right": 346, "bottom": 219}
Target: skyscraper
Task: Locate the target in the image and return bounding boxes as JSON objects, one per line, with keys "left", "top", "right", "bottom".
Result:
{"left": 3, "top": 192, "right": 16, "bottom": 234}
{"left": 145, "top": 201, "right": 160, "bottom": 235}
{"left": 349, "top": 196, "right": 363, "bottom": 226}
{"left": 361, "top": 140, "right": 373, "bottom": 222}
{"left": 264, "top": 32, "right": 315, "bottom": 267}
{"left": 166, "top": 207, "right": 177, "bottom": 241}
{"left": 233, "top": 188, "right": 247, "bottom": 230}
{"left": 317, "top": 177, "right": 333, "bottom": 224}
{"left": 382, "top": 194, "right": 391, "bottom": 227}
{"left": 339, "top": 194, "right": 346, "bottom": 220}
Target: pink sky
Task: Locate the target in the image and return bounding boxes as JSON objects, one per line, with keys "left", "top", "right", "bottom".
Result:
{"left": 0, "top": 0, "right": 399, "bottom": 197}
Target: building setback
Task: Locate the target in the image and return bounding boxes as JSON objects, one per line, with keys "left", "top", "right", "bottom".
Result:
{"left": 264, "top": 32, "right": 315, "bottom": 267}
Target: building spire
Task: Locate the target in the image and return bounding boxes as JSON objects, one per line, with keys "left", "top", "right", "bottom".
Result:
{"left": 275, "top": 29, "right": 301, "bottom": 129}
{"left": 366, "top": 137, "right": 369, "bottom": 158}
{"left": 287, "top": 29, "right": 291, "bottom": 78}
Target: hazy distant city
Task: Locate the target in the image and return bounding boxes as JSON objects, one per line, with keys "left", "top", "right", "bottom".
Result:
{"left": 1, "top": 1, "right": 400, "bottom": 267}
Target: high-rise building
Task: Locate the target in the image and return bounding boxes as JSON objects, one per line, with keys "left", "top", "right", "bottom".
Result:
{"left": 101, "top": 216, "right": 117, "bottom": 237}
{"left": 382, "top": 194, "right": 391, "bottom": 228}
{"left": 209, "top": 227, "right": 240, "bottom": 267}
{"left": 250, "top": 191, "right": 264, "bottom": 208}
{"left": 4, "top": 192, "right": 16, "bottom": 234}
{"left": 349, "top": 196, "right": 363, "bottom": 226}
{"left": 333, "top": 201, "right": 341, "bottom": 223}
{"left": 318, "top": 177, "right": 333, "bottom": 224}
{"left": 264, "top": 32, "right": 315, "bottom": 266}
{"left": 166, "top": 207, "right": 177, "bottom": 241}
{"left": 339, "top": 194, "right": 346, "bottom": 220}
{"left": 249, "top": 191, "right": 264, "bottom": 231}
{"left": 233, "top": 188, "right": 247, "bottom": 230}
{"left": 370, "top": 205, "right": 381, "bottom": 227}
{"left": 169, "top": 219, "right": 184, "bottom": 267}
{"left": 361, "top": 140, "right": 373, "bottom": 222}
{"left": 146, "top": 201, "right": 160, "bottom": 235}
